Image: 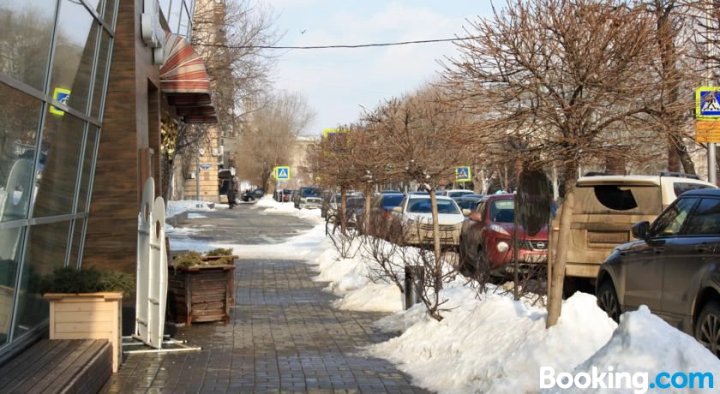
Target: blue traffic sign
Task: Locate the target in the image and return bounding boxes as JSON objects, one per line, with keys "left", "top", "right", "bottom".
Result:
{"left": 274, "top": 166, "right": 290, "bottom": 180}
{"left": 456, "top": 166, "right": 471, "bottom": 182}
{"left": 696, "top": 87, "right": 720, "bottom": 120}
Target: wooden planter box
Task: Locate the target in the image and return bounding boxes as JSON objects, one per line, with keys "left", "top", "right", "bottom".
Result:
{"left": 202, "top": 255, "right": 237, "bottom": 304}
{"left": 44, "top": 292, "right": 122, "bottom": 372}
{"left": 168, "top": 265, "right": 235, "bottom": 326}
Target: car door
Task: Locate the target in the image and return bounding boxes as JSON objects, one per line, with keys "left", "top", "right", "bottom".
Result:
{"left": 622, "top": 197, "right": 699, "bottom": 310}
{"left": 661, "top": 197, "right": 720, "bottom": 323}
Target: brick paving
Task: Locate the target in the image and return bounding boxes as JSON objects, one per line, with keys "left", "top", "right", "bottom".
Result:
{"left": 103, "top": 257, "right": 430, "bottom": 393}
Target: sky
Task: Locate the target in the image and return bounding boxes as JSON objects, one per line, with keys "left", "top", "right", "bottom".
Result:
{"left": 256, "top": 1, "right": 498, "bottom": 136}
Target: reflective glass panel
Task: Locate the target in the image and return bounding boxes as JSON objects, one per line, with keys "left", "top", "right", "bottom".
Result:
{"left": 0, "top": 84, "right": 42, "bottom": 223}
{"left": 50, "top": 0, "right": 99, "bottom": 114}
{"left": 76, "top": 128, "right": 98, "bottom": 214}
{"left": 103, "top": 0, "right": 117, "bottom": 26}
{"left": 68, "top": 218, "right": 85, "bottom": 269}
{"left": 13, "top": 221, "right": 70, "bottom": 340}
{"left": 0, "top": 226, "right": 25, "bottom": 347}
{"left": 179, "top": 4, "right": 190, "bottom": 38}
{"left": 0, "top": 0, "right": 56, "bottom": 91}
{"left": 91, "top": 31, "right": 111, "bottom": 119}
{"left": 31, "top": 114, "right": 85, "bottom": 218}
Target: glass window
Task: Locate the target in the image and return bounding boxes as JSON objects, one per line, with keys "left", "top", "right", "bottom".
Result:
{"left": 651, "top": 197, "right": 698, "bottom": 237}
{"left": 684, "top": 198, "right": 720, "bottom": 235}
{"left": 31, "top": 114, "right": 86, "bottom": 218}
{"left": 50, "top": 0, "right": 99, "bottom": 114}
{"left": 0, "top": 0, "right": 56, "bottom": 91}
{"left": 0, "top": 226, "right": 25, "bottom": 347}
{"left": 674, "top": 182, "right": 713, "bottom": 199}
{"left": 407, "top": 198, "right": 460, "bottom": 214}
{"left": 490, "top": 200, "right": 514, "bottom": 222}
{"left": 160, "top": 0, "right": 171, "bottom": 18}
{"left": 85, "top": 0, "right": 103, "bottom": 14}
{"left": 91, "top": 31, "right": 111, "bottom": 119}
{"left": 0, "top": 84, "right": 42, "bottom": 223}
{"left": 576, "top": 185, "right": 662, "bottom": 215}
{"left": 68, "top": 219, "right": 85, "bottom": 268}
{"left": 13, "top": 221, "right": 71, "bottom": 341}
{"left": 103, "top": 0, "right": 117, "bottom": 26}
{"left": 76, "top": 128, "right": 98, "bottom": 214}
{"left": 168, "top": 0, "right": 182, "bottom": 32}
{"left": 381, "top": 194, "right": 404, "bottom": 210}
{"left": 179, "top": 3, "right": 190, "bottom": 38}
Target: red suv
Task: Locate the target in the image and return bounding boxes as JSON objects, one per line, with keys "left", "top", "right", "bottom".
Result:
{"left": 459, "top": 194, "right": 548, "bottom": 275}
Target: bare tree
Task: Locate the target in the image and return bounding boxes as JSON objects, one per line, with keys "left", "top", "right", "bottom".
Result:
{"left": 236, "top": 92, "right": 314, "bottom": 191}
{"left": 444, "top": 0, "right": 658, "bottom": 327}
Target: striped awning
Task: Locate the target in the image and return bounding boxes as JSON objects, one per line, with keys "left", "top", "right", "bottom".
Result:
{"left": 160, "top": 33, "right": 217, "bottom": 124}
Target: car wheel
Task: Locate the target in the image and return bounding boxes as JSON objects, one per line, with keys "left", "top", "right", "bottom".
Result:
{"left": 597, "top": 280, "right": 620, "bottom": 322}
{"left": 695, "top": 300, "right": 720, "bottom": 357}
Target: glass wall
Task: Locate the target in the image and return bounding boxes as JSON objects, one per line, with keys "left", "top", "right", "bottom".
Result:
{"left": 160, "top": 0, "right": 195, "bottom": 38}
{"left": 0, "top": 0, "right": 117, "bottom": 357}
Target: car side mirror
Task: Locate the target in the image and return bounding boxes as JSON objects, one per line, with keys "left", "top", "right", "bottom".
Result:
{"left": 468, "top": 211, "right": 483, "bottom": 222}
{"left": 631, "top": 221, "right": 650, "bottom": 240}
{"left": 462, "top": 209, "right": 471, "bottom": 216}
{"left": 392, "top": 206, "right": 403, "bottom": 214}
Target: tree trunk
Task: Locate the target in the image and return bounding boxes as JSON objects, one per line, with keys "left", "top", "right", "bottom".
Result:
{"left": 429, "top": 189, "right": 442, "bottom": 275}
{"left": 364, "top": 187, "right": 372, "bottom": 234}
{"left": 547, "top": 162, "right": 577, "bottom": 328}
{"left": 340, "top": 186, "right": 347, "bottom": 234}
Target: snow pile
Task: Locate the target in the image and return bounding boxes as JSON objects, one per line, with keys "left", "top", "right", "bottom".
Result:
{"left": 309, "top": 237, "right": 403, "bottom": 312}
{"left": 367, "top": 287, "right": 616, "bottom": 394}
{"left": 166, "top": 200, "right": 215, "bottom": 219}
{"left": 254, "top": 196, "right": 322, "bottom": 222}
{"left": 560, "top": 306, "right": 720, "bottom": 392}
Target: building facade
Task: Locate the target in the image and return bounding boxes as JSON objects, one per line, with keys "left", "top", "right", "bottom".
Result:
{"left": 0, "top": 0, "right": 215, "bottom": 363}
{"left": 0, "top": 0, "right": 119, "bottom": 361}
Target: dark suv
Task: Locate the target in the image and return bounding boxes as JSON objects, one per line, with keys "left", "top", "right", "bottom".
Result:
{"left": 596, "top": 188, "right": 720, "bottom": 356}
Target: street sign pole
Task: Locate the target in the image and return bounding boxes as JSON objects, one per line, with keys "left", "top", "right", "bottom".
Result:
{"left": 710, "top": 144, "right": 717, "bottom": 185}
{"left": 195, "top": 155, "right": 200, "bottom": 199}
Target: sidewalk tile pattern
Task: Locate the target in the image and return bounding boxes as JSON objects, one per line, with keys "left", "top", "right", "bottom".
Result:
{"left": 103, "top": 259, "right": 430, "bottom": 393}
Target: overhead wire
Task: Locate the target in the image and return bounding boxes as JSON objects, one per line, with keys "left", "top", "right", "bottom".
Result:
{"left": 195, "top": 36, "right": 481, "bottom": 50}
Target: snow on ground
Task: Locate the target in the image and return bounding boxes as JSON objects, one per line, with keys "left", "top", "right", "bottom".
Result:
{"left": 254, "top": 195, "right": 323, "bottom": 223}
{"left": 166, "top": 199, "right": 216, "bottom": 219}
{"left": 166, "top": 195, "right": 720, "bottom": 393}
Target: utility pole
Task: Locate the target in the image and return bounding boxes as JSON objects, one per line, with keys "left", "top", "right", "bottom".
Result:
{"left": 710, "top": 1, "right": 720, "bottom": 184}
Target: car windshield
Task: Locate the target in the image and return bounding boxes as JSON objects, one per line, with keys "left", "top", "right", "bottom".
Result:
{"left": 382, "top": 194, "right": 404, "bottom": 208}
{"left": 407, "top": 198, "right": 460, "bottom": 214}
{"left": 448, "top": 191, "right": 473, "bottom": 198}
{"left": 301, "top": 188, "right": 320, "bottom": 197}
{"left": 490, "top": 200, "right": 514, "bottom": 223}
{"left": 347, "top": 198, "right": 364, "bottom": 209}
{"left": 283, "top": 190, "right": 293, "bottom": 195}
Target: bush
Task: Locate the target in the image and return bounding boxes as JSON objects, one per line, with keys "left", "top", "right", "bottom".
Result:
{"left": 205, "top": 248, "right": 234, "bottom": 256}
{"left": 174, "top": 251, "right": 233, "bottom": 268}
{"left": 173, "top": 252, "right": 204, "bottom": 268}
{"left": 42, "top": 267, "right": 134, "bottom": 297}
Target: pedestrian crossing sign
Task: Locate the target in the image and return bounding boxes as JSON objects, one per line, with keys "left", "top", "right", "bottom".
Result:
{"left": 274, "top": 166, "right": 290, "bottom": 180}
{"left": 456, "top": 166, "right": 471, "bottom": 182}
{"left": 696, "top": 87, "right": 720, "bottom": 120}
{"left": 49, "top": 87, "right": 71, "bottom": 116}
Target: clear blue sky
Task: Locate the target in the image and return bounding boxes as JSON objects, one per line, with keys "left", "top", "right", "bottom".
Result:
{"left": 257, "top": 1, "right": 499, "bottom": 135}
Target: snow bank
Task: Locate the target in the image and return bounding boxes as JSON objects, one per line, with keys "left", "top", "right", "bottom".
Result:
{"left": 254, "top": 196, "right": 323, "bottom": 222}
{"left": 559, "top": 306, "right": 720, "bottom": 393}
{"left": 368, "top": 288, "right": 617, "bottom": 394}
{"left": 166, "top": 200, "right": 215, "bottom": 219}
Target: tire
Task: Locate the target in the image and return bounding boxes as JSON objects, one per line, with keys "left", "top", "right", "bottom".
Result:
{"left": 695, "top": 300, "right": 720, "bottom": 357}
{"left": 597, "top": 280, "right": 620, "bottom": 322}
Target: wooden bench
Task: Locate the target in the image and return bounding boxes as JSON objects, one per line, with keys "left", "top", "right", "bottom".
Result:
{"left": 0, "top": 339, "right": 112, "bottom": 394}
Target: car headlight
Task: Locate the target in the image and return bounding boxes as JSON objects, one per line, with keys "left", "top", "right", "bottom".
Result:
{"left": 496, "top": 241, "right": 510, "bottom": 253}
{"left": 488, "top": 223, "right": 510, "bottom": 236}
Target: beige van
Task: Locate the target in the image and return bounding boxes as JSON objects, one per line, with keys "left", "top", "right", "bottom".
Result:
{"left": 556, "top": 174, "right": 716, "bottom": 279}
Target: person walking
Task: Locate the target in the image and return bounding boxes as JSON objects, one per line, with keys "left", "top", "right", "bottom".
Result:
{"left": 227, "top": 176, "right": 238, "bottom": 208}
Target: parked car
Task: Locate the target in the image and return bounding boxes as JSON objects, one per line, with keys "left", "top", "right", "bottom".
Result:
{"left": 459, "top": 194, "right": 548, "bottom": 275}
{"left": 345, "top": 196, "right": 366, "bottom": 228}
{"left": 281, "top": 189, "right": 294, "bottom": 202}
{"left": 294, "top": 186, "right": 323, "bottom": 209}
{"left": 596, "top": 188, "right": 720, "bottom": 356}
{"left": 391, "top": 195, "right": 467, "bottom": 246}
{"left": 438, "top": 189, "right": 476, "bottom": 199}
{"left": 553, "top": 173, "right": 716, "bottom": 283}
{"left": 453, "top": 194, "right": 484, "bottom": 211}
{"left": 366, "top": 191, "right": 405, "bottom": 236}
{"left": 323, "top": 191, "right": 363, "bottom": 217}
{"left": 241, "top": 188, "right": 264, "bottom": 202}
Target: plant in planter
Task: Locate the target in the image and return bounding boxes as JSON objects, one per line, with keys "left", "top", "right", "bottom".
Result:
{"left": 42, "top": 267, "right": 134, "bottom": 373}
{"left": 168, "top": 251, "right": 235, "bottom": 326}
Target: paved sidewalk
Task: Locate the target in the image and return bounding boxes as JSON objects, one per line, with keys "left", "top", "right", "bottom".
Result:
{"left": 103, "top": 256, "right": 430, "bottom": 393}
